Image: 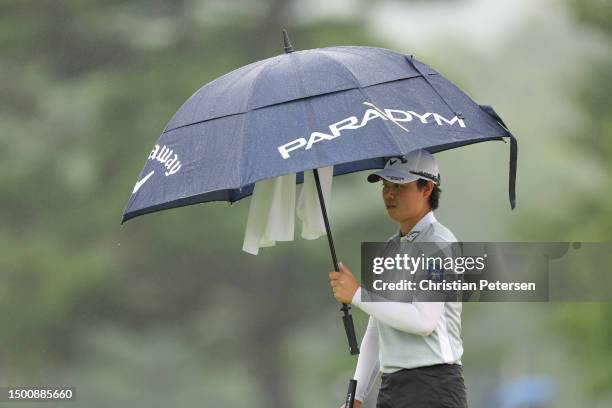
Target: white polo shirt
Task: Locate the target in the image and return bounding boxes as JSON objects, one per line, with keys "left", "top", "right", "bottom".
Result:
{"left": 351, "top": 210, "right": 463, "bottom": 401}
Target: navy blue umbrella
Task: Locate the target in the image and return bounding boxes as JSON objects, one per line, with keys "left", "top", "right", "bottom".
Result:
{"left": 122, "top": 35, "right": 516, "bottom": 224}
{"left": 121, "top": 31, "right": 517, "bottom": 406}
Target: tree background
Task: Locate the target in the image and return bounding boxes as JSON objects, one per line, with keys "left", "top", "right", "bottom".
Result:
{"left": 0, "top": 0, "right": 610, "bottom": 407}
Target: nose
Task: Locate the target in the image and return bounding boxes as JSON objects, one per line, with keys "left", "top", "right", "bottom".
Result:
{"left": 383, "top": 187, "right": 395, "bottom": 200}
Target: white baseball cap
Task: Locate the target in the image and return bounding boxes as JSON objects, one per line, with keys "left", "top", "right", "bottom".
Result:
{"left": 367, "top": 149, "right": 440, "bottom": 185}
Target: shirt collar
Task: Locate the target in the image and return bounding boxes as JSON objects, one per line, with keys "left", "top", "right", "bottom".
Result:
{"left": 396, "top": 210, "right": 437, "bottom": 241}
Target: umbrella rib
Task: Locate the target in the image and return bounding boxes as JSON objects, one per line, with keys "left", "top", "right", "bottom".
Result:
{"left": 213, "top": 58, "right": 275, "bottom": 125}
{"left": 234, "top": 59, "right": 282, "bottom": 191}
{"left": 235, "top": 104, "right": 251, "bottom": 198}
{"left": 317, "top": 50, "right": 406, "bottom": 157}
{"left": 294, "top": 53, "right": 326, "bottom": 168}
{"left": 245, "top": 58, "right": 282, "bottom": 112}
{"left": 166, "top": 58, "right": 275, "bottom": 133}
{"left": 405, "top": 56, "right": 463, "bottom": 119}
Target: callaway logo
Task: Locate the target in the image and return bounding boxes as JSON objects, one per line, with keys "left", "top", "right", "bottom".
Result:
{"left": 410, "top": 170, "right": 440, "bottom": 184}
{"left": 132, "top": 144, "right": 182, "bottom": 194}
{"left": 405, "top": 231, "right": 420, "bottom": 242}
{"left": 388, "top": 156, "right": 408, "bottom": 167}
{"left": 400, "top": 230, "right": 421, "bottom": 242}
{"left": 278, "top": 102, "right": 466, "bottom": 159}
{"left": 132, "top": 170, "right": 155, "bottom": 193}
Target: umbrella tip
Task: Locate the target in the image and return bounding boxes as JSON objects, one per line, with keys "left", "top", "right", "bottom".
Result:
{"left": 282, "top": 29, "right": 294, "bottom": 53}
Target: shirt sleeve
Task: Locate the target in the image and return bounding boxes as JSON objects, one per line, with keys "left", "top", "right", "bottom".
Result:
{"left": 354, "top": 316, "right": 380, "bottom": 402}
{"left": 351, "top": 287, "right": 445, "bottom": 336}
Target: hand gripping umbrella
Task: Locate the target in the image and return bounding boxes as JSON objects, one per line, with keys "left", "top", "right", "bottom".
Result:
{"left": 122, "top": 31, "right": 517, "bottom": 407}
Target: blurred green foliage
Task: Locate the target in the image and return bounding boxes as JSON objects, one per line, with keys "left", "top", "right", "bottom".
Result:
{"left": 548, "top": 0, "right": 612, "bottom": 397}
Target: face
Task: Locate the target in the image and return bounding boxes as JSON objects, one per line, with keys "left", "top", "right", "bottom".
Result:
{"left": 381, "top": 179, "right": 432, "bottom": 222}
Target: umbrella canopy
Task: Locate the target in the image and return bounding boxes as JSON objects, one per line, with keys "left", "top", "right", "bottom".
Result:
{"left": 121, "top": 43, "right": 517, "bottom": 223}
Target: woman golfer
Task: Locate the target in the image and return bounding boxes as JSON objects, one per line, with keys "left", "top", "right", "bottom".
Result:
{"left": 329, "top": 149, "right": 467, "bottom": 408}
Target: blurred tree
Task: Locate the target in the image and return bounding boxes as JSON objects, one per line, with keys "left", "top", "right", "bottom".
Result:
{"left": 520, "top": 0, "right": 612, "bottom": 398}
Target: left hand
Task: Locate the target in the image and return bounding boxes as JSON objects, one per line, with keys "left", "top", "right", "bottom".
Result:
{"left": 329, "top": 262, "right": 360, "bottom": 304}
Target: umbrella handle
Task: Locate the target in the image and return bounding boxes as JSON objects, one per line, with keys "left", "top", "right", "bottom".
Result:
{"left": 344, "top": 379, "right": 358, "bottom": 408}
{"left": 342, "top": 305, "right": 360, "bottom": 355}
{"left": 312, "top": 168, "right": 360, "bottom": 356}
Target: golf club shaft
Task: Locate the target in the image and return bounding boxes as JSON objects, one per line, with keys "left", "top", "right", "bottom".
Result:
{"left": 312, "top": 168, "right": 360, "bottom": 356}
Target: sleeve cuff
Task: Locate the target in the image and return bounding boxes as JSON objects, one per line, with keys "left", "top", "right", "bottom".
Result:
{"left": 351, "top": 287, "right": 362, "bottom": 306}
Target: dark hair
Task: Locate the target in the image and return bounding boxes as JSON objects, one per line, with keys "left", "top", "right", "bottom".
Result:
{"left": 416, "top": 178, "right": 441, "bottom": 210}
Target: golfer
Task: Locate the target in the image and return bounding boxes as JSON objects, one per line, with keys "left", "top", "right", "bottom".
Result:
{"left": 329, "top": 149, "right": 467, "bottom": 408}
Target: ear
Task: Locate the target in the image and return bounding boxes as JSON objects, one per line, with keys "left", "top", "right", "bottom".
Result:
{"left": 423, "top": 180, "right": 434, "bottom": 199}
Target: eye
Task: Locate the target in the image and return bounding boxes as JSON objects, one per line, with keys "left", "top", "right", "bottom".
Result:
{"left": 382, "top": 182, "right": 398, "bottom": 191}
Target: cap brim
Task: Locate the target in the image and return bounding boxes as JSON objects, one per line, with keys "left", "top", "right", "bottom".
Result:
{"left": 366, "top": 169, "right": 420, "bottom": 184}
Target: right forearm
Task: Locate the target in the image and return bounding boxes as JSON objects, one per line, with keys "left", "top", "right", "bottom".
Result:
{"left": 351, "top": 287, "right": 444, "bottom": 336}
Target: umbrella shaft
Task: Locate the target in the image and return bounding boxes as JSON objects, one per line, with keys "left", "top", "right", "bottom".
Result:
{"left": 312, "top": 168, "right": 360, "bottom": 356}
{"left": 312, "top": 168, "right": 339, "bottom": 272}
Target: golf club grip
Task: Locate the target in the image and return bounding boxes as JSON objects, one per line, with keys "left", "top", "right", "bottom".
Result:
{"left": 345, "top": 379, "right": 358, "bottom": 408}
{"left": 342, "top": 308, "right": 360, "bottom": 355}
